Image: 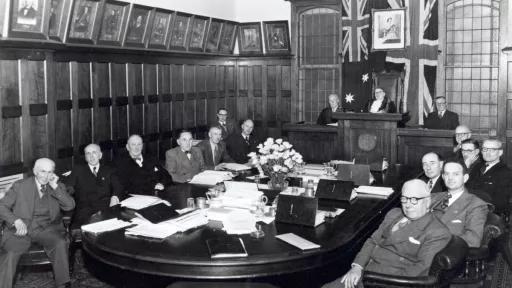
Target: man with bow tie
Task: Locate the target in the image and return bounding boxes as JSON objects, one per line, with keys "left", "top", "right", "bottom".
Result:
{"left": 226, "top": 119, "right": 260, "bottom": 164}
{"left": 64, "top": 144, "right": 123, "bottom": 228}
{"left": 115, "top": 134, "right": 173, "bottom": 195}
{"left": 430, "top": 161, "right": 488, "bottom": 247}
{"left": 418, "top": 152, "right": 447, "bottom": 193}
{"left": 165, "top": 130, "right": 205, "bottom": 183}
{"left": 423, "top": 96, "right": 459, "bottom": 130}
{"left": 213, "top": 108, "right": 236, "bottom": 140}
{"left": 322, "top": 179, "right": 451, "bottom": 288}
{"left": 197, "top": 126, "right": 233, "bottom": 170}
{"left": 0, "top": 158, "right": 75, "bottom": 288}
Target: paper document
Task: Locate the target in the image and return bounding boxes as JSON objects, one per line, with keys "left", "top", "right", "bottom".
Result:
{"left": 355, "top": 186, "right": 394, "bottom": 197}
{"left": 126, "top": 218, "right": 179, "bottom": 239}
{"left": 81, "top": 218, "right": 132, "bottom": 234}
{"left": 276, "top": 233, "right": 321, "bottom": 250}
{"left": 223, "top": 163, "right": 252, "bottom": 171}
{"left": 224, "top": 181, "right": 258, "bottom": 192}
{"left": 120, "top": 195, "right": 169, "bottom": 210}
{"left": 222, "top": 210, "right": 257, "bottom": 235}
{"left": 189, "top": 170, "right": 233, "bottom": 185}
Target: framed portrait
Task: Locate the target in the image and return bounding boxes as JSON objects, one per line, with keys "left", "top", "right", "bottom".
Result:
{"left": 168, "top": 12, "right": 191, "bottom": 51}
{"left": 8, "top": 0, "right": 50, "bottom": 39}
{"left": 48, "top": 0, "right": 72, "bottom": 41}
{"left": 186, "top": 15, "right": 208, "bottom": 52}
{"left": 372, "top": 8, "right": 406, "bottom": 51}
{"left": 147, "top": 8, "right": 173, "bottom": 50}
{"left": 97, "top": 0, "right": 128, "bottom": 46}
{"left": 218, "top": 20, "right": 237, "bottom": 54}
{"left": 123, "top": 4, "right": 152, "bottom": 48}
{"left": 67, "top": 0, "right": 103, "bottom": 44}
{"left": 263, "top": 20, "right": 290, "bottom": 55}
{"left": 205, "top": 18, "right": 222, "bottom": 53}
{"left": 237, "top": 22, "right": 263, "bottom": 55}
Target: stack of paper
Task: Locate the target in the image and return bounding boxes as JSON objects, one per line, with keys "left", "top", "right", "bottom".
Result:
{"left": 355, "top": 186, "right": 394, "bottom": 198}
{"left": 189, "top": 170, "right": 233, "bottom": 185}
{"left": 81, "top": 218, "right": 132, "bottom": 234}
{"left": 223, "top": 163, "right": 251, "bottom": 171}
{"left": 120, "top": 195, "right": 169, "bottom": 210}
{"left": 222, "top": 210, "right": 257, "bottom": 235}
{"left": 165, "top": 209, "right": 209, "bottom": 232}
{"left": 222, "top": 181, "right": 263, "bottom": 209}
{"left": 207, "top": 207, "right": 237, "bottom": 222}
{"left": 125, "top": 218, "right": 179, "bottom": 239}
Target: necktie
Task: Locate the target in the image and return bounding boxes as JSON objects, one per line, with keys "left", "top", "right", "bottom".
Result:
{"left": 92, "top": 166, "right": 97, "bottom": 177}
{"left": 132, "top": 156, "right": 142, "bottom": 167}
{"left": 40, "top": 184, "right": 48, "bottom": 196}
{"left": 186, "top": 151, "right": 191, "bottom": 160}
{"left": 441, "top": 193, "right": 452, "bottom": 210}
{"left": 427, "top": 179, "right": 434, "bottom": 191}
{"left": 391, "top": 218, "right": 409, "bottom": 233}
{"left": 438, "top": 111, "right": 443, "bottom": 118}
{"left": 481, "top": 163, "right": 489, "bottom": 174}
{"left": 213, "top": 145, "right": 218, "bottom": 164}
{"left": 244, "top": 136, "right": 250, "bottom": 145}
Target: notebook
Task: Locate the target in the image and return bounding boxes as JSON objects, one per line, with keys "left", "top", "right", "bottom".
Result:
{"left": 206, "top": 237, "right": 248, "bottom": 259}
{"left": 134, "top": 202, "right": 179, "bottom": 224}
{"left": 337, "top": 164, "right": 371, "bottom": 186}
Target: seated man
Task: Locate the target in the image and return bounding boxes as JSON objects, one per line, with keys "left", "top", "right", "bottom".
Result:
{"left": 115, "top": 134, "right": 173, "bottom": 195}
{"left": 419, "top": 152, "right": 446, "bottom": 193}
{"left": 197, "top": 126, "right": 233, "bottom": 170}
{"left": 226, "top": 119, "right": 260, "bottom": 164}
{"left": 431, "top": 161, "right": 489, "bottom": 247}
{"left": 212, "top": 108, "right": 236, "bottom": 140}
{"left": 0, "top": 158, "right": 75, "bottom": 288}
{"left": 322, "top": 179, "right": 451, "bottom": 288}
{"left": 424, "top": 96, "right": 459, "bottom": 130}
{"left": 166, "top": 130, "right": 205, "bottom": 183}
{"left": 460, "top": 139, "right": 482, "bottom": 175}
{"left": 317, "top": 94, "right": 344, "bottom": 125}
{"left": 467, "top": 139, "right": 512, "bottom": 215}
{"left": 453, "top": 125, "right": 472, "bottom": 154}
{"left": 65, "top": 144, "right": 123, "bottom": 228}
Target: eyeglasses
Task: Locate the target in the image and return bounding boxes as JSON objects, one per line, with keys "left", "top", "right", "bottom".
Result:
{"left": 217, "top": 113, "right": 228, "bottom": 116}
{"left": 400, "top": 196, "right": 430, "bottom": 205}
{"left": 482, "top": 147, "right": 500, "bottom": 152}
{"left": 461, "top": 149, "right": 476, "bottom": 152}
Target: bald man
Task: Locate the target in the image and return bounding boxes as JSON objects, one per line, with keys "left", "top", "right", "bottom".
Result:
{"left": 453, "top": 125, "right": 472, "bottom": 157}
{"left": 0, "top": 158, "right": 75, "bottom": 288}
{"left": 317, "top": 94, "right": 344, "bottom": 125}
{"left": 322, "top": 179, "right": 451, "bottom": 288}
{"left": 165, "top": 130, "right": 205, "bottom": 183}
{"left": 65, "top": 144, "right": 123, "bottom": 228}
{"left": 226, "top": 119, "right": 260, "bottom": 164}
{"left": 197, "top": 126, "right": 233, "bottom": 170}
{"left": 423, "top": 96, "right": 459, "bottom": 130}
{"left": 114, "top": 134, "right": 173, "bottom": 195}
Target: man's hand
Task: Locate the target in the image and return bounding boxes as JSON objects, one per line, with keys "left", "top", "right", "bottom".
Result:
{"left": 340, "top": 265, "right": 363, "bottom": 288}
{"left": 154, "top": 183, "right": 164, "bottom": 191}
{"left": 48, "top": 173, "right": 59, "bottom": 189}
{"left": 13, "top": 219, "right": 28, "bottom": 236}
{"left": 109, "top": 196, "right": 120, "bottom": 207}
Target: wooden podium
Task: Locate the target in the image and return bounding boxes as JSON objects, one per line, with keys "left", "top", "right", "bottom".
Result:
{"left": 332, "top": 113, "right": 402, "bottom": 164}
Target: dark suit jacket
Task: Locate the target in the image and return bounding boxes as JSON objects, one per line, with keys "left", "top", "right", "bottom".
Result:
{"left": 197, "top": 140, "right": 233, "bottom": 170}
{"left": 423, "top": 110, "right": 459, "bottom": 130}
{"left": 365, "top": 98, "right": 397, "bottom": 113}
{"left": 431, "top": 190, "right": 489, "bottom": 247}
{"left": 211, "top": 119, "right": 237, "bottom": 140}
{"left": 226, "top": 133, "right": 260, "bottom": 164}
{"left": 316, "top": 106, "right": 344, "bottom": 125}
{"left": 0, "top": 177, "right": 75, "bottom": 238}
{"left": 353, "top": 208, "right": 451, "bottom": 276}
{"left": 64, "top": 163, "right": 123, "bottom": 227}
{"left": 467, "top": 161, "right": 512, "bottom": 214}
{"left": 165, "top": 146, "right": 205, "bottom": 183}
{"left": 418, "top": 174, "right": 447, "bottom": 193}
{"left": 114, "top": 152, "right": 173, "bottom": 196}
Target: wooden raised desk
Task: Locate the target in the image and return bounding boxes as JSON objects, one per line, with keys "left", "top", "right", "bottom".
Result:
{"left": 282, "top": 124, "right": 340, "bottom": 163}
{"left": 82, "top": 172, "right": 401, "bottom": 283}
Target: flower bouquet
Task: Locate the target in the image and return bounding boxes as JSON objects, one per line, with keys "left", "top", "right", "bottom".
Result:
{"left": 248, "top": 138, "right": 303, "bottom": 190}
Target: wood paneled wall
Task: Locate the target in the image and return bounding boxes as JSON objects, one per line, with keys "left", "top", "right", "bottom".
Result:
{"left": 0, "top": 47, "right": 292, "bottom": 176}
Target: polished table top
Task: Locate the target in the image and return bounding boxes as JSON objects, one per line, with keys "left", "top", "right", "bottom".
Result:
{"left": 82, "top": 169, "right": 405, "bottom": 279}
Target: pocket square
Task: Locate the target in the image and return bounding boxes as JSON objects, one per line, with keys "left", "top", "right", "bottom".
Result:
{"left": 408, "top": 237, "right": 421, "bottom": 245}
{"left": 451, "top": 219, "right": 462, "bottom": 223}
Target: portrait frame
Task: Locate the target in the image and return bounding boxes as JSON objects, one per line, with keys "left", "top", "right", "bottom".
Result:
{"left": 204, "top": 18, "right": 223, "bottom": 53}
{"left": 237, "top": 22, "right": 263, "bottom": 55}
{"left": 168, "top": 12, "right": 191, "bottom": 51}
{"left": 123, "top": 4, "right": 152, "bottom": 48}
{"left": 263, "top": 20, "right": 290, "bottom": 55}
{"left": 66, "top": 0, "right": 103, "bottom": 44}
{"left": 48, "top": 0, "right": 73, "bottom": 41}
{"left": 187, "top": 15, "right": 208, "bottom": 52}
{"left": 96, "top": 0, "right": 129, "bottom": 46}
{"left": 147, "top": 8, "right": 173, "bottom": 50}
{"left": 8, "top": 0, "right": 50, "bottom": 39}
{"left": 371, "top": 8, "right": 406, "bottom": 51}
{"left": 218, "top": 20, "right": 237, "bottom": 54}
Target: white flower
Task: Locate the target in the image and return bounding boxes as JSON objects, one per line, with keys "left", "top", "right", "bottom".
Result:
{"left": 271, "top": 144, "right": 280, "bottom": 151}
{"left": 276, "top": 138, "right": 283, "bottom": 144}
{"left": 284, "top": 158, "right": 293, "bottom": 168}
{"left": 257, "top": 144, "right": 263, "bottom": 149}
{"left": 283, "top": 142, "right": 292, "bottom": 149}
{"left": 248, "top": 152, "right": 256, "bottom": 158}
{"left": 281, "top": 167, "right": 289, "bottom": 173}
{"left": 273, "top": 165, "right": 281, "bottom": 172}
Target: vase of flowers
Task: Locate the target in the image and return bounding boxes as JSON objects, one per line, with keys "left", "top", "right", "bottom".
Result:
{"left": 248, "top": 138, "right": 303, "bottom": 191}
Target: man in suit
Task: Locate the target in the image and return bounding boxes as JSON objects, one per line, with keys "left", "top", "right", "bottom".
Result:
{"left": 166, "top": 130, "right": 205, "bottom": 183}
{"left": 431, "top": 161, "right": 488, "bottom": 247}
{"left": 197, "top": 126, "right": 233, "bottom": 170}
{"left": 0, "top": 158, "right": 75, "bottom": 288}
{"left": 322, "top": 179, "right": 451, "bottom": 288}
{"left": 226, "top": 119, "right": 260, "bottom": 164}
{"left": 467, "top": 139, "right": 512, "bottom": 215}
{"left": 317, "top": 94, "right": 344, "bottom": 125}
{"left": 460, "top": 139, "right": 482, "bottom": 176}
{"left": 453, "top": 125, "right": 472, "bottom": 154}
{"left": 424, "top": 96, "right": 459, "bottom": 130}
{"left": 419, "top": 152, "right": 447, "bottom": 193}
{"left": 212, "top": 108, "right": 236, "bottom": 140}
{"left": 114, "top": 134, "right": 173, "bottom": 196}
{"left": 65, "top": 144, "right": 124, "bottom": 228}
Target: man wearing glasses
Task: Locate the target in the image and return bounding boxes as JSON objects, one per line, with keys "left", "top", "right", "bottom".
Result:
{"left": 423, "top": 96, "right": 459, "bottom": 130}
{"left": 453, "top": 125, "right": 472, "bottom": 154}
{"left": 213, "top": 108, "right": 236, "bottom": 140}
{"left": 467, "top": 139, "right": 512, "bottom": 215}
{"left": 460, "top": 139, "right": 482, "bottom": 175}
{"left": 322, "top": 179, "right": 451, "bottom": 288}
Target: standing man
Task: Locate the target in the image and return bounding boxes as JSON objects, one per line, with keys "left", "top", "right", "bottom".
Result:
{"left": 0, "top": 158, "right": 75, "bottom": 288}
{"left": 322, "top": 179, "right": 451, "bottom": 288}
{"left": 226, "top": 119, "right": 260, "bottom": 164}
{"left": 65, "top": 144, "right": 123, "bottom": 228}
{"left": 460, "top": 139, "right": 482, "bottom": 175}
{"left": 424, "top": 96, "right": 459, "bottom": 130}
{"left": 419, "top": 152, "right": 446, "bottom": 193}
{"left": 197, "top": 126, "right": 233, "bottom": 170}
{"left": 431, "top": 161, "right": 489, "bottom": 247}
{"left": 166, "top": 130, "right": 205, "bottom": 183}
{"left": 317, "top": 94, "right": 344, "bottom": 125}
{"left": 115, "top": 134, "right": 173, "bottom": 195}
{"left": 213, "top": 108, "right": 236, "bottom": 140}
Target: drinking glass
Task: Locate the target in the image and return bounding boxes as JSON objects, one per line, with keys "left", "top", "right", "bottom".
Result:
{"left": 186, "top": 197, "right": 195, "bottom": 209}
